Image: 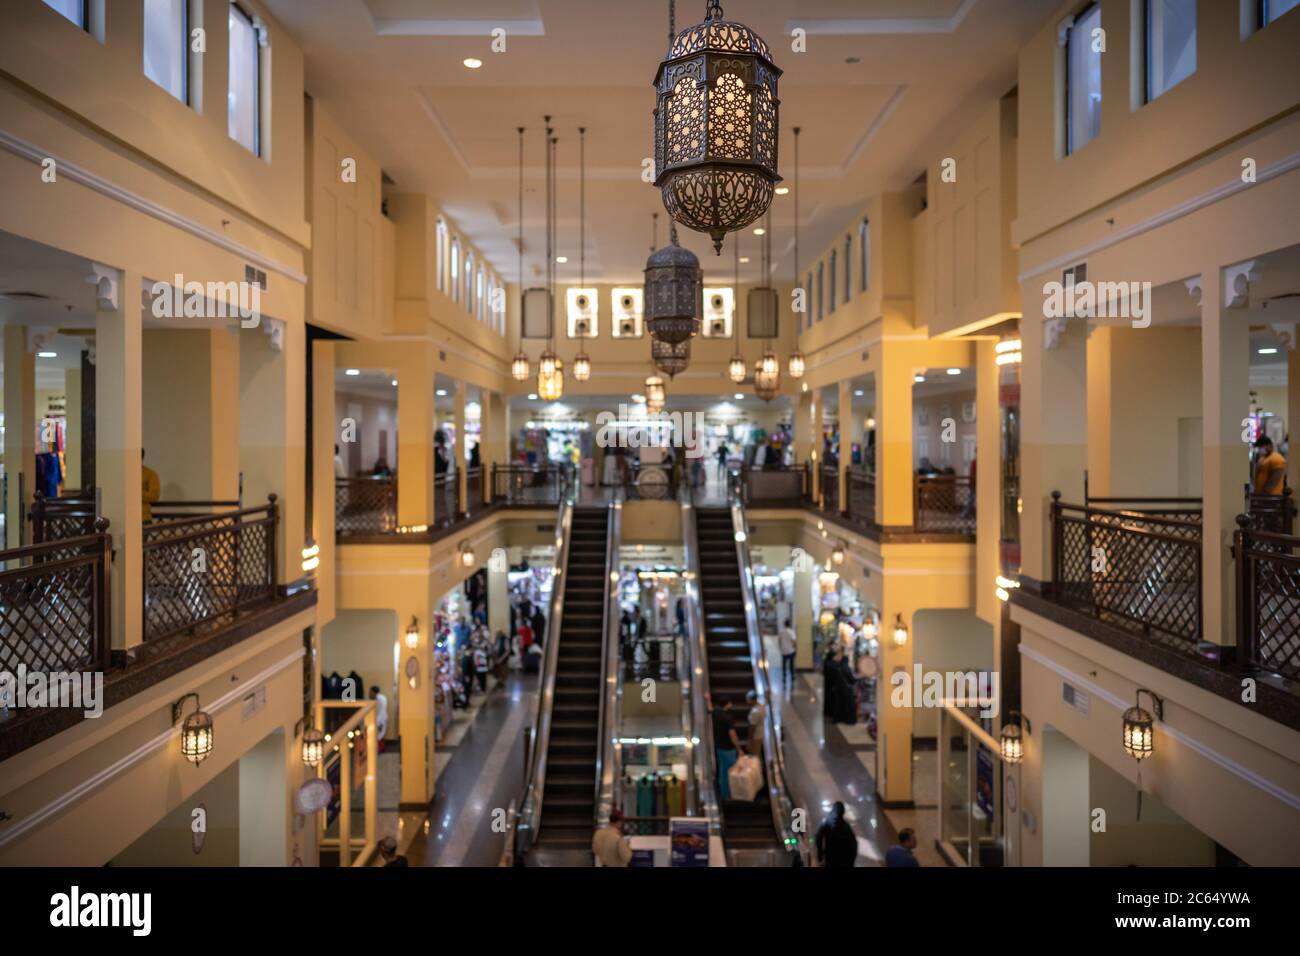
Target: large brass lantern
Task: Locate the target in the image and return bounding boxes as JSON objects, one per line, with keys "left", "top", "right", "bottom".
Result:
{"left": 652, "top": 336, "right": 692, "bottom": 378}
{"left": 537, "top": 349, "right": 564, "bottom": 401}
{"left": 644, "top": 234, "right": 702, "bottom": 344}
{"left": 753, "top": 356, "right": 779, "bottom": 401}
{"left": 653, "top": 0, "right": 782, "bottom": 254}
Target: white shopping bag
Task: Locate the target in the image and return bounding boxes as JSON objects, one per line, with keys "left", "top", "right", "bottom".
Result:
{"left": 729, "top": 754, "right": 762, "bottom": 802}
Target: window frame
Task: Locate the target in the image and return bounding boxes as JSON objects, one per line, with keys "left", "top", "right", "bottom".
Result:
{"left": 143, "top": 0, "right": 190, "bottom": 104}
{"left": 843, "top": 234, "right": 853, "bottom": 304}
{"left": 227, "top": 2, "right": 263, "bottom": 156}
{"left": 450, "top": 239, "right": 461, "bottom": 303}
{"left": 859, "top": 220, "right": 869, "bottom": 293}
{"left": 42, "top": 0, "right": 87, "bottom": 30}
{"left": 1142, "top": 0, "right": 1196, "bottom": 105}
{"left": 1064, "top": 2, "right": 1102, "bottom": 156}
{"left": 435, "top": 220, "right": 448, "bottom": 292}
{"left": 816, "top": 261, "right": 825, "bottom": 322}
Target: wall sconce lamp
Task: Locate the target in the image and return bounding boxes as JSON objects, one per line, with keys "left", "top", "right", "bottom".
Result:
{"left": 301, "top": 539, "right": 320, "bottom": 574}
{"left": 1000, "top": 710, "right": 1030, "bottom": 765}
{"left": 995, "top": 574, "right": 1020, "bottom": 602}
{"left": 296, "top": 717, "right": 325, "bottom": 768}
{"left": 459, "top": 541, "right": 476, "bottom": 569}
{"left": 1123, "top": 689, "right": 1163, "bottom": 761}
{"left": 831, "top": 541, "right": 846, "bottom": 567}
{"left": 405, "top": 616, "right": 420, "bottom": 650}
{"left": 173, "top": 693, "right": 213, "bottom": 765}
{"left": 891, "top": 614, "right": 908, "bottom": 647}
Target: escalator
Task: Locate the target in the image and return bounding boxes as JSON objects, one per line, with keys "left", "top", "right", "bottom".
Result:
{"left": 514, "top": 503, "right": 612, "bottom": 864}
{"left": 694, "top": 506, "right": 781, "bottom": 856}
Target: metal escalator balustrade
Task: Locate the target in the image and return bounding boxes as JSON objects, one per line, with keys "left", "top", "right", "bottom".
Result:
{"left": 531, "top": 503, "right": 613, "bottom": 859}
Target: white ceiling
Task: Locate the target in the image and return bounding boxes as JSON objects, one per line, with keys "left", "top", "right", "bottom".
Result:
{"left": 264, "top": 0, "right": 1059, "bottom": 284}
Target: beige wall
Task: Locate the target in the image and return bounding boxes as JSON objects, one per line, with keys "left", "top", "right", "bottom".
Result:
{"left": 320, "top": 609, "right": 400, "bottom": 740}
{"left": 110, "top": 758, "right": 241, "bottom": 867}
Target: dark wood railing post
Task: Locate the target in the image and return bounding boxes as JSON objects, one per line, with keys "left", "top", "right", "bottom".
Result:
{"left": 267, "top": 493, "right": 279, "bottom": 594}
{"left": 1233, "top": 513, "right": 1251, "bottom": 667}
{"left": 1049, "top": 490, "right": 1062, "bottom": 596}
{"left": 95, "top": 516, "right": 113, "bottom": 671}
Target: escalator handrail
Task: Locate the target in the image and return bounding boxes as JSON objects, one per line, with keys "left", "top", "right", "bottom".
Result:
{"left": 681, "top": 497, "right": 722, "bottom": 834}
{"left": 594, "top": 496, "right": 622, "bottom": 828}
{"left": 729, "top": 495, "right": 812, "bottom": 865}
{"left": 515, "top": 491, "right": 575, "bottom": 853}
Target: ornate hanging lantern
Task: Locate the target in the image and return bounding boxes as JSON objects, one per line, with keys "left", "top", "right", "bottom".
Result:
{"left": 652, "top": 336, "right": 691, "bottom": 378}
{"left": 728, "top": 353, "right": 748, "bottom": 384}
{"left": 538, "top": 354, "right": 564, "bottom": 401}
{"left": 511, "top": 127, "right": 530, "bottom": 382}
{"left": 573, "top": 352, "right": 592, "bottom": 382}
{"left": 788, "top": 127, "right": 805, "bottom": 380}
{"left": 511, "top": 353, "right": 531, "bottom": 381}
{"left": 653, "top": 0, "right": 782, "bottom": 254}
{"left": 753, "top": 356, "right": 779, "bottom": 401}
{"left": 572, "top": 126, "right": 593, "bottom": 385}
{"left": 644, "top": 229, "right": 702, "bottom": 344}
{"left": 536, "top": 120, "right": 564, "bottom": 401}
{"left": 645, "top": 375, "right": 667, "bottom": 413}
{"left": 1122, "top": 690, "right": 1162, "bottom": 761}
{"left": 787, "top": 350, "right": 806, "bottom": 379}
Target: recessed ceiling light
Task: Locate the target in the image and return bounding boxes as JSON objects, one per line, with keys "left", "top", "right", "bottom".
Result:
{"left": 947, "top": 368, "right": 962, "bottom": 375}
{"left": 528, "top": 393, "right": 539, "bottom": 400}
{"left": 555, "top": 256, "right": 568, "bottom": 264}
{"left": 775, "top": 187, "right": 790, "bottom": 195}
{"left": 752, "top": 227, "right": 766, "bottom": 236}
{"left": 733, "top": 393, "right": 744, "bottom": 400}
{"left": 739, "top": 257, "right": 750, "bottom": 263}
{"left": 345, "top": 368, "right": 360, "bottom": 376}
{"left": 1258, "top": 347, "right": 1279, "bottom": 355}
{"left": 854, "top": 389, "right": 864, "bottom": 397}
{"left": 914, "top": 374, "right": 926, "bottom": 383}
{"left": 37, "top": 351, "right": 57, "bottom": 359}
{"left": 463, "top": 58, "right": 483, "bottom": 69}
{"left": 436, "top": 388, "right": 448, "bottom": 396}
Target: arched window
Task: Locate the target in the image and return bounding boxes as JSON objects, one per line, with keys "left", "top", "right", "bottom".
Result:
{"left": 476, "top": 266, "right": 486, "bottom": 321}
{"left": 450, "top": 239, "right": 461, "bottom": 303}
{"left": 816, "top": 261, "right": 824, "bottom": 322}
{"left": 859, "top": 219, "right": 869, "bottom": 292}
{"left": 464, "top": 252, "right": 475, "bottom": 313}
{"left": 436, "top": 219, "right": 448, "bottom": 292}
{"left": 829, "top": 250, "right": 838, "bottom": 314}
{"left": 844, "top": 234, "right": 853, "bottom": 304}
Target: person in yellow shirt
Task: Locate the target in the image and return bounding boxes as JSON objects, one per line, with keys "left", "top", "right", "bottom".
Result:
{"left": 1253, "top": 436, "right": 1287, "bottom": 496}
{"left": 142, "top": 449, "right": 161, "bottom": 522}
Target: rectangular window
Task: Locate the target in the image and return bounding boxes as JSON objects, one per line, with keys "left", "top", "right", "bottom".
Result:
{"left": 42, "top": 0, "right": 86, "bottom": 28}
{"left": 144, "top": 0, "right": 188, "bottom": 103}
{"left": 844, "top": 235, "right": 852, "bottom": 303}
{"left": 859, "top": 220, "right": 869, "bottom": 292}
{"left": 1262, "top": 0, "right": 1300, "bottom": 24}
{"left": 1145, "top": 0, "right": 1195, "bottom": 102}
{"left": 1065, "top": 4, "right": 1102, "bottom": 154}
{"left": 228, "top": 5, "right": 260, "bottom": 154}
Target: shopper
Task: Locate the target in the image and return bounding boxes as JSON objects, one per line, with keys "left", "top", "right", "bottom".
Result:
{"left": 472, "top": 634, "right": 490, "bottom": 693}
{"left": 815, "top": 801, "right": 858, "bottom": 868}
{"left": 1253, "top": 436, "right": 1287, "bottom": 495}
{"left": 778, "top": 617, "right": 797, "bottom": 691}
{"left": 592, "top": 809, "right": 633, "bottom": 867}
{"left": 709, "top": 694, "right": 743, "bottom": 801}
{"left": 886, "top": 828, "right": 921, "bottom": 867}
{"left": 378, "top": 835, "right": 408, "bottom": 867}
{"left": 492, "top": 629, "right": 511, "bottom": 682}
{"left": 459, "top": 643, "right": 476, "bottom": 699}
{"left": 745, "top": 689, "right": 765, "bottom": 757}
{"left": 715, "top": 441, "right": 730, "bottom": 481}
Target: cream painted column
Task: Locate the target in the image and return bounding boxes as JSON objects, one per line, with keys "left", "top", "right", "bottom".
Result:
{"left": 1019, "top": 311, "right": 1087, "bottom": 586}
{"left": 837, "top": 379, "right": 852, "bottom": 511}
{"left": 488, "top": 556, "right": 509, "bottom": 641}
{"left": 1200, "top": 267, "right": 1251, "bottom": 648}
{"left": 239, "top": 318, "right": 305, "bottom": 584}
{"left": 3, "top": 324, "right": 35, "bottom": 546}
{"left": 312, "top": 339, "right": 337, "bottom": 625}
{"left": 877, "top": 342, "right": 915, "bottom": 529}
{"left": 875, "top": 601, "right": 913, "bottom": 805}
{"left": 396, "top": 348, "right": 434, "bottom": 527}
{"left": 1288, "top": 346, "right": 1300, "bottom": 497}
{"left": 792, "top": 559, "right": 814, "bottom": 670}
{"left": 64, "top": 366, "right": 82, "bottom": 490}
{"left": 484, "top": 390, "right": 508, "bottom": 504}
{"left": 210, "top": 328, "right": 241, "bottom": 502}
{"left": 454, "top": 384, "right": 467, "bottom": 516}
{"left": 93, "top": 265, "right": 143, "bottom": 651}
{"left": 398, "top": 589, "right": 436, "bottom": 807}
{"left": 794, "top": 390, "right": 814, "bottom": 475}
{"left": 974, "top": 339, "right": 1001, "bottom": 626}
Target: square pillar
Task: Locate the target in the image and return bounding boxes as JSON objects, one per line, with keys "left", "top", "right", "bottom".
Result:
{"left": 398, "top": 592, "right": 436, "bottom": 807}
{"left": 837, "top": 379, "right": 853, "bottom": 510}
{"left": 792, "top": 561, "right": 814, "bottom": 670}
{"left": 1200, "top": 267, "right": 1251, "bottom": 647}
{"left": 875, "top": 603, "right": 913, "bottom": 805}
{"left": 794, "top": 390, "right": 815, "bottom": 475}
{"left": 396, "top": 349, "right": 434, "bottom": 527}
{"left": 877, "top": 343, "right": 915, "bottom": 528}
{"left": 974, "top": 339, "right": 1001, "bottom": 625}
{"left": 93, "top": 265, "right": 144, "bottom": 651}
{"left": 454, "top": 384, "right": 466, "bottom": 515}
{"left": 1019, "top": 312, "right": 1087, "bottom": 586}
{"left": 3, "top": 324, "right": 35, "bottom": 547}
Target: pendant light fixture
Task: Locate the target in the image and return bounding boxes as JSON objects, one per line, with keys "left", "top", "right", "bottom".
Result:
{"left": 728, "top": 235, "right": 747, "bottom": 383}
{"left": 645, "top": 374, "right": 667, "bottom": 413}
{"left": 645, "top": 219, "right": 703, "bottom": 344}
{"left": 537, "top": 119, "right": 564, "bottom": 401}
{"left": 787, "top": 126, "right": 806, "bottom": 380}
{"left": 652, "top": 336, "right": 691, "bottom": 378}
{"left": 511, "top": 126, "right": 531, "bottom": 382}
{"left": 572, "top": 126, "right": 593, "bottom": 383}
{"left": 753, "top": 210, "right": 780, "bottom": 401}
{"left": 653, "top": 0, "right": 782, "bottom": 254}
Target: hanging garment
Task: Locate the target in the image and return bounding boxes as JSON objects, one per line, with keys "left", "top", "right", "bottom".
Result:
{"left": 653, "top": 774, "right": 667, "bottom": 817}
{"left": 665, "top": 774, "right": 684, "bottom": 817}
{"left": 636, "top": 774, "right": 656, "bottom": 818}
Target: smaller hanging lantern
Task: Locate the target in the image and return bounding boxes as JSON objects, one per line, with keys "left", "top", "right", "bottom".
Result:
{"left": 644, "top": 231, "right": 702, "bottom": 344}
{"left": 302, "top": 726, "right": 326, "bottom": 768}
{"left": 645, "top": 375, "right": 666, "bottom": 413}
{"left": 173, "top": 693, "right": 213, "bottom": 765}
{"left": 652, "top": 337, "right": 691, "bottom": 378}
{"left": 728, "top": 353, "right": 747, "bottom": 384}
{"left": 787, "top": 349, "right": 806, "bottom": 380}
{"left": 753, "top": 355, "right": 780, "bottom": 401}
{"left": 759, "top": 349, "right": 780, "bottom": 377}
{"left": 538, "top": 359, "right": 564, "bottom": 401}
{"left": 511, "top": 350, "right": 530, "bottom": 381}
{"left": 573, "top": 351, "right": 592, "bottom": 382}
{"left": 538, "top": 348, "right": 559, "bottom": 378}
{"left": 1122, "top": 689, "right": 1162, "bottom": 761}
{"left": 405, "top": 615, "right": 420, "bottom": 649}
